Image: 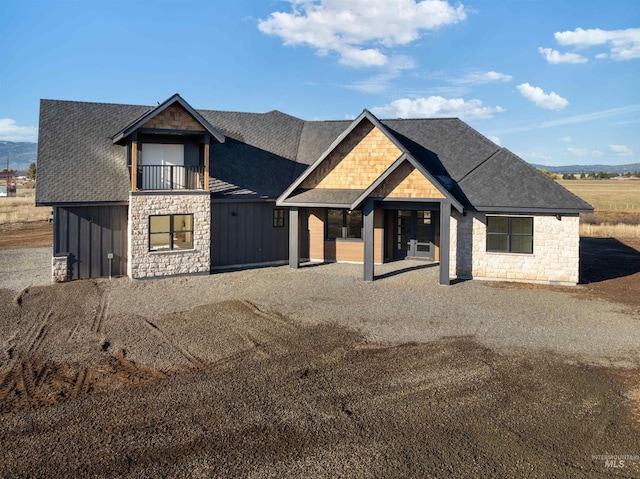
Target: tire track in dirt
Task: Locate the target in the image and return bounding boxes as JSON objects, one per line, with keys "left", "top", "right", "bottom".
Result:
{"left": 232, "top": 330, "right": 270, "bottom": 358}
{"left": 0, "top": 355, "right": 170, "bottom": 417}
{"left": 26, "top": 307, "right": 53, "bottom": 353}
{"left": 239, "top": 300, "right": 290, "bottom": 326}
{"left": 92, "top": 289, "right": 110, "bottom": 334}
{"left": 143, "top": 320, "right": 207, "bottom": 370}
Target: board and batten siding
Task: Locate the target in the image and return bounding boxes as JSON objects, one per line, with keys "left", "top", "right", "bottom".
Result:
{"left": 211, "top": 201, "right": 289, "bottom": 268}
{"left": 54, "top": 205, "right": 128, "bottom": 280}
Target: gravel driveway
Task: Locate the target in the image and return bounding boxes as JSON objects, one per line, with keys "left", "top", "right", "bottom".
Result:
{"left": 113, "top": 261, "right": 640, "bottom": 367}
{"left": 0, "top": 247, "right": 51, "bottom": 292}
{"left": 2, "top": 248, "right": 640, "bottom": 477}
{"left": 1, "top": 247, "right": 639, "bottom": 367}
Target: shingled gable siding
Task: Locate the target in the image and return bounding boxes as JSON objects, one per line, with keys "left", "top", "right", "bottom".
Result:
{"left": 450, "top": 211, "right": 580, "bottom": 285}
{"left": 128, "top": 194, "right": 210, "bottom": 279}
{"left": 300, "top": 122, "right": 402, "bottom": 190}
{"left": 307, "top": 207, "right": 384, "bottom": 263}
{"left": 141, "top": 104, "right": 206, "bottom": 131}
{"left": 370, "top": 162, "right": 445, "bottom": 199}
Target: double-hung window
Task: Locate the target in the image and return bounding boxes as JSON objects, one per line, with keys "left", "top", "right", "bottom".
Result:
{"left": 326, "top": 209, "right": 362, "bottom": 240}
{"left": 486, "top": 216, "right": 533, "bottom": 254}
{"left": 149, "top": 214, "right": 194, "bottom": 251}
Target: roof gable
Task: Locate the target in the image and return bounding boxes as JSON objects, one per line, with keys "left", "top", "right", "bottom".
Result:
{"left": 350, "top": 154, "right": 462, "bottom": 211}
{"left": 300, "top": 119, "right": 402, "bottom": 190}
{"left": 278, "top": 110, "right": 405, "bottom": 203}
{"left": 278, "top": 110, "right": 464, "bottom": 210}
{"left": 111, "top": 93, "right": 225, "bottom": 144}
{"left": 369, "top": 160, "right": 445, "bottom": 199}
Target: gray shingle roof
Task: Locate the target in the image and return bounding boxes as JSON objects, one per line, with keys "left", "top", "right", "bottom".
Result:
{"left": 457, "top": 148, "right": 593, "bottom": 211}
{"left": 36, "top": 99, "right": 151, "bottom": 205}
{"left": 282, "top": 188, "right": 365, "bottom": 206}
{"left": 36, "top": 98, "right": 592, "bottom": 213}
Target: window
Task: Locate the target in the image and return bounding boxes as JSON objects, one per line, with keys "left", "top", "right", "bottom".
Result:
{"left": 326, "top": 209, "right": 362, "bottom": 240}
{"left": 149, "top": 214, "right": 193, "bottom": 251}
{"left": 486, "top": 216, "right": 533, "bottom": 254}
{"left": 273, "top": 208, "right": 285, "bottom": 228}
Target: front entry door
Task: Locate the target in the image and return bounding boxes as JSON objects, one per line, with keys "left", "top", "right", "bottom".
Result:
{"left": 395, "top": 210, "right": 434, "bottom": 260}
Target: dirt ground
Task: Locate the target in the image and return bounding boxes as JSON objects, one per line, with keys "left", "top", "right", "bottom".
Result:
{"left": 0, "top": 221, "right": 52, "bottom": 249}
{"left": 1, "top": 228, "right": 640, "bottom": 476}
{"left": 1, "top": 285, "right": 639, "bottom": 478}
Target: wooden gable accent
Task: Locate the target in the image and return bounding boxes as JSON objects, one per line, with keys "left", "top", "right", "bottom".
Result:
{"left": 141, "top": 103, "right": 205, "bottom": 131}
{"left": 370, "top": 161, "right": 445, "bottom": 199}
{"left": 300, "top": 121, "right": 401, "bottom": 190}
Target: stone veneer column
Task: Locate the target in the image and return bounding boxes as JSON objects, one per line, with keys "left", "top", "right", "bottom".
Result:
{"left": 128, "top": 193, "right": 210, "bottom": 279}
{"left": 52, "top": 254, "right": 70, "bottom": 282}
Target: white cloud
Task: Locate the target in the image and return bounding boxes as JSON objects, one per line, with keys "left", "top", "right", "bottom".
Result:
{"left": 560, "top": 136, "right": 573, "bottom": 142}
{"left": 0, "top": 119, "right": 38, "bottom": 142}
{"left": 258, "top": 0, "right": 467, "bottom": 67}
{"left": 609, "top": 144, "right": 634, "bottom": 156}
{"left": 517, "top": 83, "right": 569, "bottom": 110}
{"left": 345, "top": 55, "right": 416, "bottom": 93}
{"left": 487, "top": 136, "right": 501, "bottom": 146}
{"left": 452, "top": 70, "right": 513, "bottom": 84}
{"left": 371, "top": 96, "right": 505, "bottom": 120}
{"left": 566, "top": 147, "right": 602, "bottom": 156}
{"left": 554, "top": 27, "right": 640, "bottom": 61}
{"left": 487, "top": 103, "right": 640, "bottom": 135}
{"left": 538, "top": 47, "right": 588, "bottom": 64}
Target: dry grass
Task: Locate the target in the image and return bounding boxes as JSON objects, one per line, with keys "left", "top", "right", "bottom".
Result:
{"left": 0, "top": 188, "right": 50, "bottom": 224}
{"left": 580, "top": 223, "right": 640, "bottom": 238}
{"left": 558, "top": 179, "right": 640, "bottom": 239}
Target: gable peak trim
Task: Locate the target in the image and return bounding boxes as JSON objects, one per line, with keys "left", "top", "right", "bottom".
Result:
{"left": 111, "top": 93, "right": 225, "bottom": 144}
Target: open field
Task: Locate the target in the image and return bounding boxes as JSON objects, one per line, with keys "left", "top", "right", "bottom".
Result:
{"left": 558, "top": 179, "right": 640, "bottom": 239}
{"left": 1, "top": 241, "right": 640, "bottom": 477}
{"left": 0, "top": 188, "right": 50, "bottom": 224}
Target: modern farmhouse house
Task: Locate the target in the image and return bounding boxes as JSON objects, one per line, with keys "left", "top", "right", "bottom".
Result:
{"left": 36, "top": 94, "right": 592, "bottom": 285}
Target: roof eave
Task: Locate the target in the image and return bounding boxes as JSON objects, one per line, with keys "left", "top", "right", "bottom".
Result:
{"left": 471, "top": 206, "right": 594, "bottom": 214}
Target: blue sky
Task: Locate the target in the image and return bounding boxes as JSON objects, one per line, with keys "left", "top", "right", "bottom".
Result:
{"left": 1, "top": 0, "right": 638, "bottom": 166}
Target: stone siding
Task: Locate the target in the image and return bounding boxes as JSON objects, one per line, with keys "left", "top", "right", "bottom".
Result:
{"left": 128, "top": 193, "right": 210, "bottom": 279}
{"left": 52, "top": 254, "right": 70, "bottom": 282}
{"left": 450, "top": 212, "right": 579, "bottom": 285}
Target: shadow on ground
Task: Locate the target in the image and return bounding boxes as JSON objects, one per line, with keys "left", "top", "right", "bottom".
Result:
{"left": 580, "top": 237, "right": 640, "bottom": 284}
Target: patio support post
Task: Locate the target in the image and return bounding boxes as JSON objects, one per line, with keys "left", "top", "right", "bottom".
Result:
{"left": 363, "top": 198, "right": 374, "bottom": 281}
{"left": 130, "top": 134, "right": 138, "bottom": 192}
{"left": 439, "top": 201, "right": 451, "bottom": 285}
{"left": 203, "top": 134, "right": 210, "bottom": 191}
{"left": 289, "top": 207, "right": 299, "bottom": 269}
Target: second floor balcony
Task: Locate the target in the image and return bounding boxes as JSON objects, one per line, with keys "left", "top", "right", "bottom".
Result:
{"left": 131, "top": 164, "right": 205, "bottom": 191}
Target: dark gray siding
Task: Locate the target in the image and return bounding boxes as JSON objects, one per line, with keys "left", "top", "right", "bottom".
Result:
{"left": 54, "top": 205, "right": 128, "bottom": 279}
{"left": 211, "top": 201, "right": 288, "bottom": 268}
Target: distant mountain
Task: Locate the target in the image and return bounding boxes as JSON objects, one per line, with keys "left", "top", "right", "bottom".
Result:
{"left": 0, "top": 141, "right": 38, "bottom": 172}
{"left": 530, "top": 162, "right": 640, "bottom": 174}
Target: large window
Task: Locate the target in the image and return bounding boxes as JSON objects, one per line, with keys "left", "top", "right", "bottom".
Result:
{"left": 326, "top": 209, "right": 362, "bottom": 240}
{"left": 486, "top": 216, "right": 533, "bottom": 254}
{"left": 149, "top": 214, "right": 193, "bottom": 251}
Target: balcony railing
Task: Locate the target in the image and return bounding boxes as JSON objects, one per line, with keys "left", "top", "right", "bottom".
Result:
{"left": 132, "top": 165, "right": 205, "bottom": 190}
